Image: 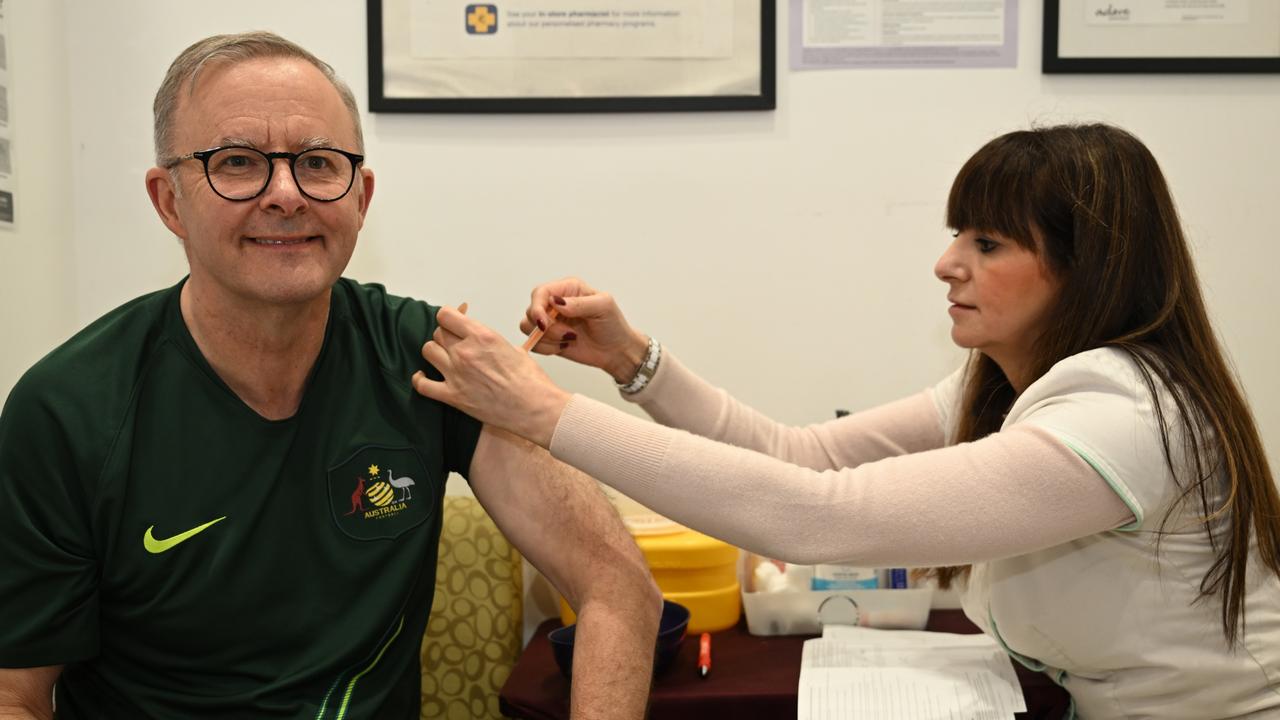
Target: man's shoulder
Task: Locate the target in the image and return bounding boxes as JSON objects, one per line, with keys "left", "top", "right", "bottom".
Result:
{"left": 331, "top": 277, "right": 442, "bottom": 364}
{"left": 6, "top": 284, "right": 181, "bottom": 420}
{"left": 334, "top": 277, "right": 439, "bottom": 323}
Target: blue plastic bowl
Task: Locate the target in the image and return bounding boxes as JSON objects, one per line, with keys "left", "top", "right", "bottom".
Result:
{"left": 549, "top": 599, "right": 691, "bottom": 679}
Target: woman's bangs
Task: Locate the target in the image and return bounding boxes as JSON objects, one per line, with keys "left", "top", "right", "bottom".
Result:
{"left": 946, "top": 137, "right": 1040, "bottom": 249}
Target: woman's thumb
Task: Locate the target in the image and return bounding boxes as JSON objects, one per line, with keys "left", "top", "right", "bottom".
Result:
{"left": 553, "top": 292, "right": 612, "bottom": 319}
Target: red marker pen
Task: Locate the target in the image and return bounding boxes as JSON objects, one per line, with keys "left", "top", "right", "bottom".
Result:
{"left": 698, "top": 632, "right": 711, "bottom": 678}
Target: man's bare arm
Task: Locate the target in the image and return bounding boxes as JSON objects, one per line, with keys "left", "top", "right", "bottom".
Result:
{"left": 467, "top": 426, "right": 661, "bottom": 719}
{"left": 0, "top": 665, "right": 60, "bottom": 720}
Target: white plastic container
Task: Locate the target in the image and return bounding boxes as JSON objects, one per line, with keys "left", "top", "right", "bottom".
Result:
{"left": 740, "top": 554, "right": 931, "bottom": 635}
{"left": 740, "top": 586, "right": 933, "bottom": 635}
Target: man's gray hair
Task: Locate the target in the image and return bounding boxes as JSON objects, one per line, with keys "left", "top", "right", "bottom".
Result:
{"left": 153, "top": 31, "right": 364, "bottom": 165}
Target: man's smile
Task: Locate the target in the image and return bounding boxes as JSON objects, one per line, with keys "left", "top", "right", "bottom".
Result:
{"left": 247, "top": 235, "right": 320, "bottom": 246}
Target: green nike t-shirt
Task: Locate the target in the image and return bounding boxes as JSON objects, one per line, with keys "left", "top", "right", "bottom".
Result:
{"left": 0, "top": 278, "right": 483, "bottom": 719}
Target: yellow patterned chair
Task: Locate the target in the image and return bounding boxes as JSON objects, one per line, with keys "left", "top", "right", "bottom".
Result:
{"left": 420, "top": 496, "right": 524, "bottom": 720}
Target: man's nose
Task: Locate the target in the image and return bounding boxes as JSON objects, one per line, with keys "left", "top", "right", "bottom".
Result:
{"left": 258, "top": 158, "right": 308, "bottom": 214}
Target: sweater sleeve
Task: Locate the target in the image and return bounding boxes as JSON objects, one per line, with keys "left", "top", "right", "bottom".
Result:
{"left": 625, "top": 351, "right": 947, "bottom": 470}
{"left": 551, "top": 394, "right": 1135, "bottom": 568}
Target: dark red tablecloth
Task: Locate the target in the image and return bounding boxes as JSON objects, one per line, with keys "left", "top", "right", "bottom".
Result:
{"left": 500, "top": 610, "right": 1071, "bottom": 719}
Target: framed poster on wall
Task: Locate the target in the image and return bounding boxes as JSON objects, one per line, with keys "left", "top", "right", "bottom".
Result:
{"left": 368, "top": 0, "right": 776, "bottom": 112}
{"left": 1043, "top": 0, "right": 1280, "bottom": 73}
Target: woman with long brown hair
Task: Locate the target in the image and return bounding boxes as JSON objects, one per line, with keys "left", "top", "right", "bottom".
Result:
{"left": 414, "top": 124, "right": 1280, "bottom": 718}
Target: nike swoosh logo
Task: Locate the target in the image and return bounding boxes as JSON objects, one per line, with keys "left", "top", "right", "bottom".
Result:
{"left": 143, "top": 516, "right": 227, "bottom": 554}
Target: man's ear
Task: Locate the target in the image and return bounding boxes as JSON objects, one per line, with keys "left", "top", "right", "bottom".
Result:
{"left": 356, "top": 167, "right": 375, "bottom": 225}
{"left": 145, "top": 167, "right": 189, "bottom": 240}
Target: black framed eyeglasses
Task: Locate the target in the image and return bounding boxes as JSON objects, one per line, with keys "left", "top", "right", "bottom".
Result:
{"left": 166, "top": 146, "right": 365, "bottom": 202}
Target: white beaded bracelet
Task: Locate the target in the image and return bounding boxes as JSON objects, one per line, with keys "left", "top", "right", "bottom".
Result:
{"left": 617, "top": 337, "right": 661, "bottom": 395}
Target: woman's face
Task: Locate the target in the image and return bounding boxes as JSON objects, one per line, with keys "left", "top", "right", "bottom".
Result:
{"left": 934, "top": 228, "right": 1062, "bottom": 388}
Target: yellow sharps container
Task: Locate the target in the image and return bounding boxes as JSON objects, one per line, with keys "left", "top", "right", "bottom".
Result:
{"left": 560, "top": 526, "right": 742, "bottom": 633}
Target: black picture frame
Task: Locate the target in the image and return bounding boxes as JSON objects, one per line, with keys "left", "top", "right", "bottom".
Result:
{"left": 1043, "top": 0, "right": 1280, "bottom": 74}
{"left": 367, "top": 1, "right": 775, "bottom": 113}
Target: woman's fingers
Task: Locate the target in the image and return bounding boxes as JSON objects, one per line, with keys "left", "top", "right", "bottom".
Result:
{"left": 428, "top": 326, "right": 464, "bottom": 359}
{"left": 425, "top": 305, "right": 469, "bottom": 361}
{"left": 520, "top": 309, "right": 571, "bottom": 338}
{"left": 531, "top": 336, "right": 571, "bottom": 356}
{"left": 436, "top": 304, "right": 475, "bottom": 335}
{"left": 551, "top": 292, "right": 618, "bottom": 321}
{"left": 432, "top": 323, "right": 465, "bottom": 348}
{"left": 527, "top": 289, "right": 555, "bottom": 330}
{"left": 522, "top": 279, "right": 613, "bottom": 345}
{"left": 411, "top": 308, "right": 572, "bottom": 448}
{"left": 528, "top": 277, "right": 595, "bottom": 327}
{"left": 420, "top": 340, "right": 454, "bottom": 374}
{"left": 526, "top": 301, "right": 557, "bottom": 333}
{"left": 410, "top": 369, "right": 449, "bottom": 403}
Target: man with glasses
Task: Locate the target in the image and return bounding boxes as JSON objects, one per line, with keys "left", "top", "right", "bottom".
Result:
{"left": 0, "top": 32, "right": 660, "bottom": 719}
{"left": 170, "top": 145, "right": 368, "bottom": 204}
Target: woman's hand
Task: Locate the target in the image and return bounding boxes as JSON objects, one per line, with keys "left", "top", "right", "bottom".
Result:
{"left": 412, "top": 306, "right": 571, "bottom": 448}
{"left": 521, "top": 277, "right": 650, "bottom": 384}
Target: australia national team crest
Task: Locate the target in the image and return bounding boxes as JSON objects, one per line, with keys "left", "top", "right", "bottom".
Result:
{"left": 328, "top": 446, "right": 434, "bottom": 541}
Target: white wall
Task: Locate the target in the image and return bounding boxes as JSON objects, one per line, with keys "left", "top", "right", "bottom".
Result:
{"left": 0, "top": 0, "right": 75, "bottom": 394}
{"left": 6, "top": 1, "right": 1279, "bottom": 631}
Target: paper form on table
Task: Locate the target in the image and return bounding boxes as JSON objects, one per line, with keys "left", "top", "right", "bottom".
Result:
{"left": 798, "top": 625, "right": 1025, "bottom": 719}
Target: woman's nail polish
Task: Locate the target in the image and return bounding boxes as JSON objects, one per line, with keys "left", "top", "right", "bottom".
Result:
{"left": 537, "top": 319, "right": 546, "bottom": 331}
{"left": 553, "top": 296, "right": 567, "bottom": 306}
{"left": 559, "top": 341, "right": 570, "bottom": 350}
{"left": 563, "top": 331, "right": 577, "bottom": 341}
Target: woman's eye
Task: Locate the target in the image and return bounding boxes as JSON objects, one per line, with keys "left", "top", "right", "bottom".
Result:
{"left": 976, "top": 238, "right": 997, "bottom": 253}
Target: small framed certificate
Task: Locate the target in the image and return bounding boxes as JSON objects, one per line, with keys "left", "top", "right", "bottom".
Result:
{"left": 1043, "top": 0, "right": 1280, "bottom": 73}
{"left": 368, "top": 0, "right": 776, "bottom": 112}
